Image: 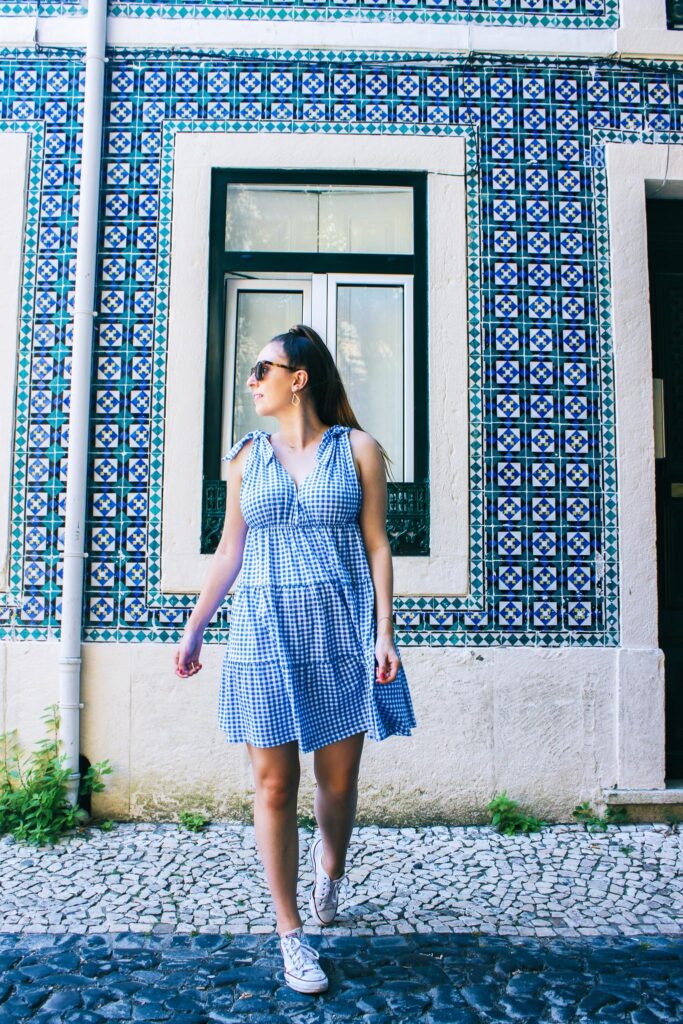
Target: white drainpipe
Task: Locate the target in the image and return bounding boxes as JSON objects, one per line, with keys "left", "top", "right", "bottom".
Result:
{"left": 59, "top": 0, "right": 108, "bottom": 806}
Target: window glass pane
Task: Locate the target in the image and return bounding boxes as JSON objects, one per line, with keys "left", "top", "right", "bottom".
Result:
{"left": 318, "top": 190, "right": 412, "bottom": 254}
{"left": 225, "top": 184, "right": 413, "bottom": 254}
{"left": 231, "top": 290, "right": 303, "bottom": 442}
{"left": 225, "top": 189, "right": 318, "bottom": 252}
{"left": 335, "top": 285, "right": 404, "bottom": 480}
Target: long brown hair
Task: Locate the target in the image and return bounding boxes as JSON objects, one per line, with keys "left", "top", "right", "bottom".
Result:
{"left": 271, "top": 324, "right": 394, "bottom": 480}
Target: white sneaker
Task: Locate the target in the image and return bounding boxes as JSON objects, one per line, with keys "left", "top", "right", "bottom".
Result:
{"left": 279, "top": 927, "right": 329, "bottom": 994}
{"left": 308, "top": 836, "right": 348, "bottom": 926}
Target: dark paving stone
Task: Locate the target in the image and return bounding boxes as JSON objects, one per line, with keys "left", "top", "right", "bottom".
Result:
{"left": 105, "top": 980, "right": 144, "bottom": 997}
{"left": 130, "top": 1004, "right": 172, "bottom": 1020}
{"left": 164, "top": 993, "right": 207, "bottom": 1013}
{"left": 81, "top": 962, "right": 117, "bottom": 979}
{"left": 81, "top": 987, "right": 117, "bottom": 1010}
{"left": 17, "top": 965, "right": 56, "bottom": 982}
{"left": 214, "top": 967, "right": 270, "bottom": 986}
{"left": 12, "top": 987, "right": 52, "bottom": 1011}
{"left": 498, "top": 994, "right": 547, "bottom": 1019}
{"left": 159, "top": 1016, "right": 206, "bottom": 1024}
{"left": 41, "top": 988, "right": 83, "bottom": 1011}
{"left": 193, "top": 935, "right": 230, "bottom": 952}
{"left": 233, "top": 980, "right": 279, "bottom": 996}
{"left": 460, "top": 981, "right": 499, "bottom": 1011}
{"left": 61, "top": 1013, "right": 108, "bottom": 1024}
{"left": 0, "top": 930, "right": 679, "bottom": 1023}
{"left": 428, "top": 983, "right": 467, "bottom": 1008}
{"left": 632, "top": 1010, "right": 668, "bottom": 1024}
{"left": 424, "top": 1011, "right": 479, "bottom": 1024}
{"left": 355, "top": 992, "right": 387, "bottom": 1012}
{"left": 96, "top": 1000, "right": 134, "bottom": 1019}
{"left": 205, "top": 1014, "right": 248, "bottom": 1024}
{"left": 505, "top": 971, "right": 544, "bottom": 997}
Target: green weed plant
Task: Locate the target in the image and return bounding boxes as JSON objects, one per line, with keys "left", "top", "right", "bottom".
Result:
{"left": 487, "top": 791, "right": 548, "bottom": 835}
{"left": 0, "top": 705, "right": 112, "bottom": 846}
{"left": 178, "top": 811, "right": 209, "bottom": 832}
{"left": 572, "top": 801, "right": 628, "bottom": 832}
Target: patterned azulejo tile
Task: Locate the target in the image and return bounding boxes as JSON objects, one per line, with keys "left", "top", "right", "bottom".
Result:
{"left": 2, "top": 48, "right": 682, "bottom": 644}
{"left": 0, "top": 0, "right": 619, "bottom": 29}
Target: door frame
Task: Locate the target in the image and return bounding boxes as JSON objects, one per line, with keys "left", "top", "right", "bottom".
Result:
{"left": 605, "top": 141, "right": 683, "bottom": 787}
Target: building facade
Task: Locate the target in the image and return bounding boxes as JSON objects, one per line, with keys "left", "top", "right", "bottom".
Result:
{"left": 0, "top": 0, "right": 682, "bottom": 821}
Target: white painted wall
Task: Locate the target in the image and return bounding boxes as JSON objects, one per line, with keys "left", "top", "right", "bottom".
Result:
{"left": 1, "top": 640, "right": 626, "bottom": 821}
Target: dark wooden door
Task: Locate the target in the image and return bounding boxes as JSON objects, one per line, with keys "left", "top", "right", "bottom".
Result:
{"left": 647, "top": 199, "right": 683, "bottom": 780}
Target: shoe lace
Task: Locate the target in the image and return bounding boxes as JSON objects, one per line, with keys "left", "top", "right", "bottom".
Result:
{"left": 282, "top": 932, "right": 321, "bottom": 975}
{"left": 318, "top": 871, "right": 349, "bottom": 908}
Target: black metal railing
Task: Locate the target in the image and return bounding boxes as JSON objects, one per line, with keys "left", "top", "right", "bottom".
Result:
{"left": 201, "top": 479, "right": 430, "bottom": 556}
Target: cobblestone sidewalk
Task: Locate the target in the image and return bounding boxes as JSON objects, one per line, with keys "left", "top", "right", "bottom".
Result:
{"left": 1, "top": 823, "right": 682, "bottom": 1022}
{"left": 1, "top": 930, "right": 681, "bottom": 1023}
{"left": 1, "top": 822, "right": 681, "bottom": 939}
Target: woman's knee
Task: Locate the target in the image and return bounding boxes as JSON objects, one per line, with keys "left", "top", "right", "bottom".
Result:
{"left": 248, "top": 742, "right": 300, "bottom": 806}
{"left": 256, "top": 772, "right": 299, "bottom": 810}
{"left": 316, "top": 775, "right": 358, "bottom": 806}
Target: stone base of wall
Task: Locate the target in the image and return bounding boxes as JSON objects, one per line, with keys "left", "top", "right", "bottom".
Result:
{"left": 0, "top": 642, "right": 666, "bottom": 824}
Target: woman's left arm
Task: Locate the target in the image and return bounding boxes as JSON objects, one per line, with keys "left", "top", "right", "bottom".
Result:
{"left": 350, "top": 430, "right": 402, "bottom": 685}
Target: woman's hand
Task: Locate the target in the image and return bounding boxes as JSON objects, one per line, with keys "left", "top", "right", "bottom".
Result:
{"left": 175, "top": 626, "right": 204, "bottom": 678}
{"left": 375, "top": 633, "right": 401, "bottom": 685}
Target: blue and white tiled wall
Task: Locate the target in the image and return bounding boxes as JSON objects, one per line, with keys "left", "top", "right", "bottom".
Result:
{"left": 2, "top": 0, "right": 619, "bottom": 29}
{"left": 0, "top": 43, "right": 680, "bottom": 647}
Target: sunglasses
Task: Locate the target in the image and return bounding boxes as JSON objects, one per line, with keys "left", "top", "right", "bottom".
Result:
{"left": 249, "top": 359, "right": 299, "bottom": 382}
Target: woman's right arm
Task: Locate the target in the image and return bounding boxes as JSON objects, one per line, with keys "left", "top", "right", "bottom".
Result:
{"left": 174, "top": 444, "right": 250, "bottom": 678}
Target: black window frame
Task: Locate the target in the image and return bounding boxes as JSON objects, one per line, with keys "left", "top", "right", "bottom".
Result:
{"left": 667, "top": 0, "right": 683, "bottom": 28}
{"left": 202, "top": 168, "right": 430, "bottom": 555}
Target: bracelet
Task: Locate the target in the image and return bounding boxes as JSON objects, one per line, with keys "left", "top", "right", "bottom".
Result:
{"left": 377, "top": 616, "right": 394, "bottom": 625}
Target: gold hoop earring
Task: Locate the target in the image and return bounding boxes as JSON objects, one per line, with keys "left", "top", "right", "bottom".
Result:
{"left": 291, "top": 391, "right": 300, "bottom": 407}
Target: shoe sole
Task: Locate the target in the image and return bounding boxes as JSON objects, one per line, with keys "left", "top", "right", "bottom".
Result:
{"left": 283, "top": 969, "right": 329, "bottom": 994}
{"left": 309, "top": 838, "right": 338, "bottom": 927}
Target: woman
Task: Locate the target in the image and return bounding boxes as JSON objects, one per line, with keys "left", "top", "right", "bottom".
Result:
{"left": 174, "top": 324, "right": 416, "bottom": 994}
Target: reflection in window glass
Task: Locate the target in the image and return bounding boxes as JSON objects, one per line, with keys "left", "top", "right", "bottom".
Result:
{"left": 318, "top": 190, "right": 413, "bottom": 254}
{"left": 226, "top": 190, "right": 318, "bottom": 252}
{"left": 231, "top": 290, "right": 303, "bottom": 442}
{"left": 225, "top": 185, "right": 413, "bottom": 255}
{"left": 335, "top": 285, "right": 404, "bottom": 480}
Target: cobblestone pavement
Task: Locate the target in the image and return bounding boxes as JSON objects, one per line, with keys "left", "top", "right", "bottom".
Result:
{"left": 0, "top": 823, "right": 681, "bottom": 1022}
{"left": 0, "top": 930, "right": 681, "bottom": 1023}
{"left": 1, "top": 823, "right": 681, "bottom": 939}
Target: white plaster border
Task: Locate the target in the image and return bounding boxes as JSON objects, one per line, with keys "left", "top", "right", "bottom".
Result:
{"left": 0, "top": 132, "right": 29, "bottom": 593}
{"left": 161, "top": 131, "right": 470, "bottom": 597}
{"left": 604, "top": 140, "right": 683, "bottom": 789}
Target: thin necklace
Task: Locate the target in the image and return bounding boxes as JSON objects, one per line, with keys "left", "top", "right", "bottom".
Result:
{"left": 281, "top": 428, "right": 327, "bottom": 451}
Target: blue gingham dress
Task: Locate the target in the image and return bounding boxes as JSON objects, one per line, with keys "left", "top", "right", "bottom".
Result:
{"left": 218, "top": 424, "right": 416, "bottom": 753}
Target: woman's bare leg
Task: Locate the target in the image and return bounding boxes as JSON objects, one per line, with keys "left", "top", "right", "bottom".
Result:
{"left": 312, "top": 732, "right": 365, "bottom": 880}
{"left": 246, "top": 740, "right": 302, "bottom": 935}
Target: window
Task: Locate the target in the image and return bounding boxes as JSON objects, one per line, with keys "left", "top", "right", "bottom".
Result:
{"left": 202, "top": 170, "right": 429, "bottom": 556}
{"left": 667, "top": 0, "right": 683, "bottom": 29}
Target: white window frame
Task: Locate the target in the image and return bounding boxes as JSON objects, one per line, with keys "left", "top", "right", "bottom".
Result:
{"left": 222, "top": 276, "right": 312, "bottom": 462}
{"left": 0, "top": 132, "right": 30, "bottom": 593}
{"left": 162, "top": 132, "right": 468, "bottom": 597}
{"left": 222, "top": 272, "right": 414, "bottom": 482}
{"left": 326, "top": 273, "right": 414, "bottom": 482}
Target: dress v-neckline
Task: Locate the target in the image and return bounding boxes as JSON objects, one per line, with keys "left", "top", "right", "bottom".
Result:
{"left": 265, "top": 426, "right": 335, "bottom": 495}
